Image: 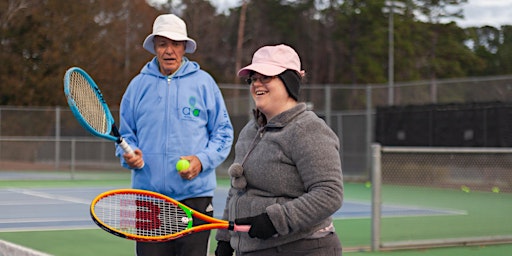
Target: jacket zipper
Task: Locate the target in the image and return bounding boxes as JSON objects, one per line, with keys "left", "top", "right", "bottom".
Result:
{"left": 164, "top": 76, "right": 172, "bottom": 190}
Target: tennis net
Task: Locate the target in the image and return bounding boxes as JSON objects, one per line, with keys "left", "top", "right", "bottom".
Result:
{"left": 0, "top": 239, "right": 52, "bottom": 256}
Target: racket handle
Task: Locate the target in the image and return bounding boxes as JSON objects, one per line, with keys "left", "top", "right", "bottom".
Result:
{"left": 233, "top": 224, "right": 251, "bottom": 232}
{"left": 118, "top": 138, "right": 145, "bottom": 169}
{"left": 118, "top": 138, "right": 134, "bottom": 155}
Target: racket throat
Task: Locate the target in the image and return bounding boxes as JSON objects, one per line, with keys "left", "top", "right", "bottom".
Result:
{"left": 228, "top": 221, "right": 236, "bottom": 231}
{"left": 112, "top": 125, "right": 123, "bottom": 144}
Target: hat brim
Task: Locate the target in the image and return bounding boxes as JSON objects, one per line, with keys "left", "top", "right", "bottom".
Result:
{"left": 143, "top": 33, "right": 197, "bottom": 54}
{"left": 237, "top": 63, "right": 286, "bottom": 77}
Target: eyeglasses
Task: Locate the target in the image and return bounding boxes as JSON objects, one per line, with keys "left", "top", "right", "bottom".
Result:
{"left": 246, "top": 75, "right": 276, "bottom": 85}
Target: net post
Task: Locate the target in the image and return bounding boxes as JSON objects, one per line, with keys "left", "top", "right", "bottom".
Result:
{"left": 371, "top": 143, "right": 382, "bottom": 251}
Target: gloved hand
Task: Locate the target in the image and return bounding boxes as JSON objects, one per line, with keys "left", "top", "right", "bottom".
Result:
{"left": 235, "top": 213, "right": 277, "bottom": 239}
{"left": 215, "top": 241, "right": 234, "bottom": 256}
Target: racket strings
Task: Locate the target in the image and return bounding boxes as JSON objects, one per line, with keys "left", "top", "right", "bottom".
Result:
{"left": 94, "top": 193, "right": 190, "bottom": 238}
{"left": 69, "top": 71, "right": 109, "bottom": 134}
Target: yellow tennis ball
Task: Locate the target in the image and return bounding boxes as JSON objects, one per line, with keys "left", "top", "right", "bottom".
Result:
{"left": 461, "top": 185, "right": 470, "bottom": 193}
{"left": 176, "top": 159, "right": 190, "bottom": 172}
{"left": 492, "top": 186, "right": 500, "bottom": 193}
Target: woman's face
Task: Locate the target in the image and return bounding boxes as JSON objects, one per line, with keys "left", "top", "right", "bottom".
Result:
{"left": 154, "top": 36, "right": 186, "bottom": 75}
{"left": 248, "top": 73, "right": 296, "bottom": 120}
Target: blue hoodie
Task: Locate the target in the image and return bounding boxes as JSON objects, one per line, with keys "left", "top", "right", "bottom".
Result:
{"left": 116, "top": 57, "right": 234, "bottom": 201}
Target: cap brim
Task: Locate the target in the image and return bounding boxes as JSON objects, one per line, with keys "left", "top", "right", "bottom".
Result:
{"left": 237, "top": 63, "right": 286, "bottom": 77}
{"left": 143, "top": 33, "right": 197, "bottom": 54}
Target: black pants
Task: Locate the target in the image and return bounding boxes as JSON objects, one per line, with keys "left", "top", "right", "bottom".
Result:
{"left": 136, "top": 197, "right": 213, "bottom": 256}
{"left": 236, "top": 232, "right": 342, "bottom": 256}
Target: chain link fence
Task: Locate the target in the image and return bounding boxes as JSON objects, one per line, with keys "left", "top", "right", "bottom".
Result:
{"left": 1, "top": 75, "right": 512, "bottom": 180}
{"left": 370, "top": 145, "right": 512, "bottom": 251}
{"left": 1, "top": 75, "right": 512, "bottom": 250}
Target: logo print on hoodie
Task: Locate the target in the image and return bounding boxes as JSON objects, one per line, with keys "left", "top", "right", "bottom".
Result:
{"left": 182, "top": 96, "right": 200, "bottom": 117}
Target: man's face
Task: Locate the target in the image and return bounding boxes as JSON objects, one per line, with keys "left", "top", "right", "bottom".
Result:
{"left": 154, "top": 36, "right": 186, "bottom": 75}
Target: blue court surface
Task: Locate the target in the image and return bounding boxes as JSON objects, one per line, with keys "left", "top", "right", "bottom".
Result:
{"left": 0, "top": 186, "right": 465, "bottom": 232}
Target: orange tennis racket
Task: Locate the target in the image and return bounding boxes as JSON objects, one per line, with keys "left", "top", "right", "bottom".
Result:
{"left": 90, "top": 189, "right": 249, "bottom": 242}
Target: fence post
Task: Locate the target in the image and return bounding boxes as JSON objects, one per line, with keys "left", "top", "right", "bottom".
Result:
{"left": 70, "top": 139, "right": 75, "bottom": 180}
{"left": 371, "top": 143, "right": 382, "bottom": 251}
{"left": 324, "top": 85, "right": 332, "bottom": 127}
{"left": 55, "top": 106, "right": 61, "bottom": 170}
{"left": 366, "top": 85, "right": 373, "bottom": 177}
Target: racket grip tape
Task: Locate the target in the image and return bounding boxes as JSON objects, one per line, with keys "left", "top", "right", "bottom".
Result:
{"left": 118, "top": 138, "right": 134, "bottom": 155}
{"left": 228, "top": 222, "right": 251, "bottom": 232}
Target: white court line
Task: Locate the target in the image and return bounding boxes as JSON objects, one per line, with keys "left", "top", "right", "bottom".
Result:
{"left": 1, "top": 188, "right": 110, "bottom": 232}
{"left": 0, "top": 201, "right": 71, "bottom": 206}
{"left": 6, "top": 188, "right": 90, "bottom": 205}
{"left": 0, "top": 217, "right": 90, "bottom": 224}
{"left": 0, "top": 226, "right": 96, "bottom": 233}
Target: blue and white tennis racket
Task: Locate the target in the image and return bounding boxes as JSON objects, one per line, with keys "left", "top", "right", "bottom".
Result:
{"left": 63, "top": 67, "right": 143, "bottom": 167}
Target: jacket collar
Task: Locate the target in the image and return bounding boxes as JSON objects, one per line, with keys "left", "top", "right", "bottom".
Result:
{"left": 259, "top": 102, "right": 307, "bottom": 128}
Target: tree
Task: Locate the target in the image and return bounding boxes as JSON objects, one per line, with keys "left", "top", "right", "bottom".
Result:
{"left": 1, "top": 0, "right": 511, "bottom": 108}
{"left": 0, "top": 0, "right": 159, "bottom": 106}
{"left": 496, "top": 26, "right": 512, "bottom": 75}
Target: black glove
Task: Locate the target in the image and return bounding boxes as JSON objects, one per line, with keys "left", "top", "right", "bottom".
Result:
{"left": 215, "top": 241, "right": 234, "bottom": 256}
{"left": 235, "top": 213, "right": 277, "bottom": 239}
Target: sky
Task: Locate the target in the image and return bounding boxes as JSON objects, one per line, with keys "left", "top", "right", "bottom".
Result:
{"left": 456, "top": 0, "right": 512, "bottom": 27}
{"left": 210, "top": 0, "right": 512, "bottom": 28}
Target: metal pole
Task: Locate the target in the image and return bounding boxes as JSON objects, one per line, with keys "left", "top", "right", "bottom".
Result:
{"left": 0, "top": 108, "right": 2, "bottom": 163}
{"left": 388, "top": 4, "right": 394, "bottom": 106}
{"left": 366, "top": 86, "right": 372, "bottom": 176}
{"left": 71, "top": 139, "right": 76, "bottom": 180}
{"left": 55, "top": 107, "right": 60, "bottom": 170}
{"left": 325, "top": 85, "right": 332, "bottom": 127}
{"left": 371, "top": 143, "right": 382, "bottom": 251}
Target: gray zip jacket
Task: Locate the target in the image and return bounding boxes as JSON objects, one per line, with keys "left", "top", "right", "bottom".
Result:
{"left": 216, "top": 103, "right": 343, "bottom": 253}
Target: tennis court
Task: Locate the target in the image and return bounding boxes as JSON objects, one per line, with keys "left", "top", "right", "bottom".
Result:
{"left": 0, "top": 173, "right": 511, "bottom": 256}
{"left": 0, "top": 185, "right": 463, "bottom": 232}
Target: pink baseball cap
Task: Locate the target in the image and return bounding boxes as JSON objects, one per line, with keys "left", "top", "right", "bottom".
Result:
{"left": 238, "top": 44, "right": 302, "bottom": 77}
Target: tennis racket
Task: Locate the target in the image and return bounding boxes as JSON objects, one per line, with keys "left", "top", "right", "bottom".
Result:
{"left": 63, "top": 67, "right": 143, "bottom": 168}
{"left": 90, "top": 189, "right": 250, "bottom": 242}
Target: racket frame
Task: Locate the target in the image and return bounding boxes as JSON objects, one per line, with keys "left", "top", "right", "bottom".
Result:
{"left": 90, "top": 189, "right": 244, "bottom": 242}
{"left": 63, "top": 67, "right": 134, "bottom": 155}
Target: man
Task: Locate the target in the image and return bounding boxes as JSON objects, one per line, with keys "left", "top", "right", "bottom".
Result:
{"left": 116, "top": 14, "right": 234, "bottom": 256}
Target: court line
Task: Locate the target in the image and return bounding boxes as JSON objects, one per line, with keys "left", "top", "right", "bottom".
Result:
{"left": 0, "top": 187, "right": 468, "bottom": 233}
{"left": 6, "top": 188, "right": 90, "bottom": 205}
{"left": 1, "top": 217, "right": 90, "bottom": 224}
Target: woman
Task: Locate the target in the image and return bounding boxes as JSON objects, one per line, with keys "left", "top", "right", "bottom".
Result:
{"left": 215, "top": 44, "right": 343, "bottom": 256}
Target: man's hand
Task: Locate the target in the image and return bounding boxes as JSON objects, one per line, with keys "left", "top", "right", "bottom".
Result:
{"left": 178, "top": 155, "right": 202, "bottom": 180}
{"left": 123, "top": 149, "right": 144, "bottom": 169}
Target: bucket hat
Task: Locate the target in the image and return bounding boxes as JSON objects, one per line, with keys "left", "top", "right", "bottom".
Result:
{"left": 143, "top": 14, "right": 197, "bottom": 54}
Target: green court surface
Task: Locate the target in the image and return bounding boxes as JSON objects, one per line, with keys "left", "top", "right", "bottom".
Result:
{"left": 1, "top": 228, "right": 512, "bottom": 256}
{"left": 0, "top": 172, "right": 511, "bottom": 255}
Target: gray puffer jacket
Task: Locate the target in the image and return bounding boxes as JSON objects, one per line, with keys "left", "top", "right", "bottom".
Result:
{"left": 216, "top": 103, "right": 344, "bottom": 253}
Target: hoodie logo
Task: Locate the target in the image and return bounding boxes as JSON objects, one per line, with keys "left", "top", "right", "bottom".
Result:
{"left": 182, "top": 96, "right": 201, "bottom": 117}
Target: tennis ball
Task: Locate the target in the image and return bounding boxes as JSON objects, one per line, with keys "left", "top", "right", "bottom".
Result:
{"left": 365, "top": 181, "right": 372, "bottom": 188}
{"left": 461, "top": 185, "right": 470, "bottom": 193}
{"left": 492, "top": 186, "right": 500, "bottom": 193}
{"left": 176, "top": 159, "right": 190, "bottom": 172}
